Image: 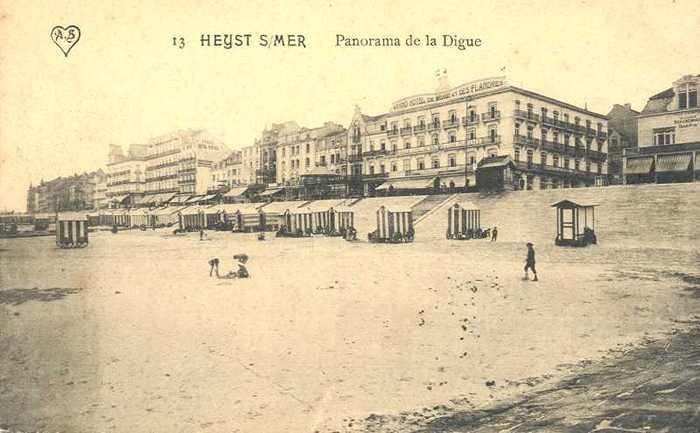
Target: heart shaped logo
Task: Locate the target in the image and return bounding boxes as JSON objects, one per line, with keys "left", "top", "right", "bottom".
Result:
{"left": 51, "top": 25, "right": 81, "bottom": 57}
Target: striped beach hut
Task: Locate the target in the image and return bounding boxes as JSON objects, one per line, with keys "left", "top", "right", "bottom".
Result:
{"left": 235, "top": 204, "right": 265, "bottom": 232}
{"left": 113, "top": 209, "right": 130, "bottom": 227}
{"left": 369, "top": 205, "right": 414, "bottom": 243}
{"left": 446, "top": 201, "right": 481, "bottom": 240}
{"left": 179, "top": 206, "right": 207, "bottom": 230}
{"left": 283, "top": 207, "right": 313, "bottom": 236}
{"left": 56, "top": 212, "right": 89, "bottom": 248}
{"left": 308, "top": 204, "right": 334, "bottom": 234}
{"left": 129, "top": 208, "right": 150, "bottom": 228}
{"left": 259, "top": 201, "right": 303, "bottom": 231}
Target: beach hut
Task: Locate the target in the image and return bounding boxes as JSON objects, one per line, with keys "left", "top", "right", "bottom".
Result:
{"left": 56, "top": 212, "right": 89, "bottom": 248}
{"left": 235, "top": 205, "right": 265, "bottom": 232}
{"left": 307, "top": 204, "right": 334, "bottom": 234}
{"left": 113, "top": 209, "right": 130, "bottom": 227}
{"left": 259, "top": 201, "right": 303, "bottom": 231}
{"left": 552, "top": 200, "right": 598, "bottom": 247}
{"left": 368, "top": 205, "right": 414, "bottom": 243}
{"left": 446, "top": 201, "right": 487, "bottom": 240}
{"left": 34, "top": 213, "right": 55, "bottom": 231}
{"left": 179, "top": 206, "right": 207, "bottom": 231}
{"left": 279, "top": 207, "right": 313, "bottom": 237}
{"left": 129, "top": 208, "right": 149, "bottom": 228}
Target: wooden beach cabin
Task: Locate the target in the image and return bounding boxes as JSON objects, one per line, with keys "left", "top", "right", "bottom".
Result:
{"left": 56, "top": 212, "right": 89, "bottom": 248}
{"left": 446, "top": 201, "right": 486, "bottom": 240}
{"left": 551, "top": 200, "right": 598, "bottom": 247}
{"left": 280, "top": 207, "right": 313, "bottom": 237}
{"left": 368, "top": 205, "right": 414, "bottom": 243}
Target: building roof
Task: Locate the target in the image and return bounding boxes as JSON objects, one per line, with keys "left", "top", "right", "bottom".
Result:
{"left": 641, "top": 74, "right": 700, "bottom": 115}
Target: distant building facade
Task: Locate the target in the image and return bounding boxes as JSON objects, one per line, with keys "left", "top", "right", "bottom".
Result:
{"left": 624, "top": 74, "right": 700, "bottom": 184}
{"left": 606, "top": 103, "right": 639, "bottom": 184}
{"left": 349, "top": 73, "right": 608, "bottom": 195}
{"left": 106, "top": 144, "right": 147, "bottom": 208}
{"left": 26, "top": 171, "right": 103, "bottom": 213}
{"left": 144, "top": 129, "right": 229, "bottom": 196}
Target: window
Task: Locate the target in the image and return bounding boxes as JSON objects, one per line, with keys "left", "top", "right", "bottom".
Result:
{"left": 526, "top": 150, "right": 533, "bottom": 167}
{"left": 653, "top": 128, "right": 675, "bottom": 145}
{"left": 391, "top": 141, "right": 397, "bottom": 152}
{"left": 306, "top": 143, "right": 310, "bottom": 153}
{"left": 514, "top": 123, "right": 520, "bottom": 136}
{"left": 305, "top": 158, "right": 310, "bottom": 167}
{"left": 432, "top": 158, "right": 440, "bottom": 169}
{"left": 380, "top": 164, "right": 385, "bottom": 173}
{"left": 330, "top": 154, "right": 334, "bottom": 164}
{"left": 514, "top": 147, "right": 520, "bottom": 162}
{"left": 404, "top": 118, "right": 411, "bottom": 127}
{"left": 403, "top": 159, "right": 410, "bottom": 171}
{"left": 391, "top": 121, "right": 398, "bottom": 132}
{"left": 320, "top": 155, "right": 326, "bottom": 165}
{"left": 468, "top": 128, "right": 476, "bottom": 141}
{"left": 448, "top": 154, "right": 456, "bottom": 167}
{"left": 418, "top": 136, "right": 425, "bottom": 147}
{"left": 586, "top": 161, "right": 591, "bottom": 172}
{"left": 432, "top": 134, "right": 439, "bottom": 145}
{"left": 690, "top": 87, "right": 698, "bottom": 108}
{"left": 489, "top": 127, "right": 497, "bottom": 142}
{"left": 469, "top": 110, "right": 477, "bottom": 122}
{"left": 448, "top": 132, "right": 456, "bottom": 143}
{"left": 541, "top": 152, "right": 547, "bottom": 166}
{"left": 391, "top": 163, "right": 397, "bottom": 172}
{"left": 564, "top": 157, "right": 570, "bottom": 169}
{"left": 553, "top": 132, "right": 559, "bottom": 144}
{"left": 527, "top": 126, "right": 534, "bottom": 139}
{"left": 380, "top": 141, "right": 386, "bottom": 151}
{"left": 369, "top": 165, "right": 375, "bottom": 175}
{"left": 575, "top": 159, "right": 580, "bottom": 171}
{"left": 405, "top": 140, "right": 411, "bottom": 149}
{"left": 553, "top": 154, "right": 559, "bottom": 167}
{"left": 432, "top": 114, "right": 440, "bottom": 126}
{"left": 449, "top": 110, "right": 457, "bottom": 124}
{"left": 418, "top": 159, "right": 425, "bottom": 170}
{"left": 417, "top": 116, "right": 425, "bottom": 127}
{"left": 489, "top": 102, "right": 497, "bottom": 116}
{"left": 469, "top": 155, "right": 476, "bottom": 165}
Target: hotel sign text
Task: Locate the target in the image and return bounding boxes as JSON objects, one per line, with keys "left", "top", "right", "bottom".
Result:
{"left": 674, "top": 113, "right": 700, "bottom": 129}
{"left": 391, "top": 77, "right": 506, "bottom": 112}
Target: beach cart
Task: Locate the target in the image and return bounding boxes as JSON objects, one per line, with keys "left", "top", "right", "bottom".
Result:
{"left": 446, "top": 201, "right": 489, "bottom": 240}
{"left": 332, "top": 206, "right": 356, "bottom": 239}
{"left": 258, "top": 201, "right": 302, "bottom": 232}
{"left": 179, "top": 206, "right": 207, "bottom": 231}
{"left": 232, "top": 205, "right": 265, "bottom": 233}
{"left": 368, "top": 205, "right": 414, "bottom": 243}
{"left": 552, "top": 200, "right": 598, "bottom": 247}
{"left": 129, "top": 208, "right": 149, "bottom": 229}
{"left": 278, "top": 208, "right": 313, "bottom": 237}
{"left": 56, "top": 212, "right": 89, "bottom": 248}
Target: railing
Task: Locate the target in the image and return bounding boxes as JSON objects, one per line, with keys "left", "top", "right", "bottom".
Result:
{"left": 542, "top": 115, "right": 557, "bottom": 127}
{"left": 585, "top": 128, "right": 597, "bottom": 138}
{"left": 514, "top": 161, "right": 597, "bottom": 177}
{"left": 462, "top": 116, "right": 479, "bottom": 127}
{"left": 481, "top": 111, "right": 501, "bottom": 122}
{"left": 413, "top": 124, "right": 426, "bottom": 133}
{"left": 400, "top": 126, "right": 413, "bottom": 136}
{"left": 541, "top": 139, "right": 562, "bottom": 152}
{"left": 586, "top": 149, "right": 607, "bottom": 161}
{"left": 428, "top": 121, "right": 441, "bottom": 131}
{"left": 514, "top": 110, "right": 540, "bottom": 122}
{"left": 513, "top": 135, "right": 540, "bottom": 147}
{"left": 348, "top": 154, "right": 363, "bottom": 162}
{"left": 468, "top": 135, "right": 501, "bottom": 146}
{"left": 597, "top": 130, "right": 607, "bottom": 139}
{"left": 363, "top": 149, "right": 392, "bottom": 158}
{"left": 387, "top": 128, "right": 399, "bottom": 137}
{"left": 624, "top": 141, "right": 700, "bottom": 156}
{"left": 443, "top": 119, "right": 460, "bottom": 129}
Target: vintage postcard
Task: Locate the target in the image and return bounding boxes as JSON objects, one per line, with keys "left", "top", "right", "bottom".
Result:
{"left": 1, "top": 1, "right": 699, "bottom": 432}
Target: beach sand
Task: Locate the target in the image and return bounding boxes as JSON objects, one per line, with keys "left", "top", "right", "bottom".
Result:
{"left": 0, "top": 230, "right": 698, "bottom": 433}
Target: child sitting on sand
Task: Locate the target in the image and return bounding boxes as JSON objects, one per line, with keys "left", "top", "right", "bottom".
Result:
{"left": 218, "top": 254, "right": 250, "bottom": 279}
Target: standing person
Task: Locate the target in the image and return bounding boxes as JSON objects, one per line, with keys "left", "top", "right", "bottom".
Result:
{"left": 523, "top": 242, "right": 538, "bottom": 281}
{"left": 491, "top": 226, "right": 498, "bottom": 241}
{"left": 209, "top": 258, "right": 220, "bottom": 277}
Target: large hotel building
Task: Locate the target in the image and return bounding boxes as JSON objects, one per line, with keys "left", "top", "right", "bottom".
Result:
{"left": 623, "top": 74, "right": 699, "bottom": 184}
{"left": 349, "top": 74, "right": 608, "bottom": 195}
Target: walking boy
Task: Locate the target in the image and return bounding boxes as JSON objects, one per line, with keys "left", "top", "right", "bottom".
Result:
{"left": 523, "top": 242, "right": 538, "bottom": 281}
{"left": 491, "top": 226, "right": 498, "bottom": 241}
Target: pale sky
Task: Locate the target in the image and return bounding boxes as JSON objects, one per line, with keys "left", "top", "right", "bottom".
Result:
{"left": 0, "top": 0, "right": 698, "bottom": 211}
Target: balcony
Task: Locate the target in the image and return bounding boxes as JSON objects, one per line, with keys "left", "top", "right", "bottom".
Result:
{"left": 443, "top": 119, "right": 460, "bottom": 130}
{"left": 462, "top": 116, "right": 479, "bottom": 127}
{"left": 513, "top": 135, "right": 540, "bottom": 148}
{"left": 481, "top": 111, "right": 501, "bottom": 122}
{"left": 542, "top": 115, "right": 557, "bottom": 127}
{"left": 400, "top": 126, "right": 413, "bottom": 136}
{"left": 541, "top": 139, "right": 563, "bottom": 152}
{"left": 585, "top": 128, "right": 597, "bottom": 138}
{"left": 352, "top": 135, "right": 361, "bottom": 144}
{"left": 514, "top": 110, "right": 540, "bottom": 122}
{"left": 348, "top": 154, "right": 363, "bottom": 162}
{"left": 428, "top": 121, "right": 441, "bottom": 132}
{"left": 364, "top": 149, "right": 391, "bottom": 158}
{"left": 469, "top": 135, "right": 502, "bottom": 146}
{"left": 413, "top": 124, "right": 426, "bottom": 133}
{"left": 514, "top": 161, "right": 597, "bottom": 178}
{"left": 387, "top": 128, "right": 399, "bottom": 137}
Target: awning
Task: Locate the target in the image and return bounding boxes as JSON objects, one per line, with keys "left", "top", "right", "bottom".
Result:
{"left": 224, "top": 186, "right": 249, "bottom": 197}
{"left": 696, "top": 153, "right": 700, "bottom": 171}
{"left": 625, "top": 157, "right": 654, "bottom": 175}
{"left": 656, "top": 153, "right": 692, "bottom": 173}
{"left": 376, "top": 177, "right": 435, "bottom": 191}
{"left": 169, "top": 194, "right": 192, "bottom": 205}
{"left": 479, "top": 160, "right": 509, "bottom": 169}
{"left": 110, "top": 194, "right": 128, "bottom": 203}
{"left": 185, "top": 195, "right": 204, "bottom": 204}
{"left": 439, "top": 175, "right": 467, "bottom": 188}
{"left": 258, "top": 187, "right": 284, "bottom": 197}
{"left": 200, "top": 194, "right": 219, "bottom": 201}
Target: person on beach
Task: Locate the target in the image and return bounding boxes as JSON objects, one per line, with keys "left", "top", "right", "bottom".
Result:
{"left": 491, "top": 226, "right": 498, "bottom": 241}
{"left": 209, "top": 258, "right": 220, "bottom": 277}
{"left": 199, "top": 229, "right": 206, "bottom": 241}
{"left": 523, "top": 242, "right": 538, "bottom": 281}
{"left": 220, "top": 255, "right": 250, "bottom": 279}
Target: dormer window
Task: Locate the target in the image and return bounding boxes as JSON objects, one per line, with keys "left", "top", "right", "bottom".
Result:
{"left": 679, "top": 84, "right": 698, "bottom": 109}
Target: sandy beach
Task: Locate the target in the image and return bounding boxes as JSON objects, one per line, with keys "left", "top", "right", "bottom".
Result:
{"left": 1, "top": 228, "right": 698, "bottom": 433}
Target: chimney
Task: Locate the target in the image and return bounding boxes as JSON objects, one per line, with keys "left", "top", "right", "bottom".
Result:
{"left": 624, "top": 103, "right": 631, "bottom": 109}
